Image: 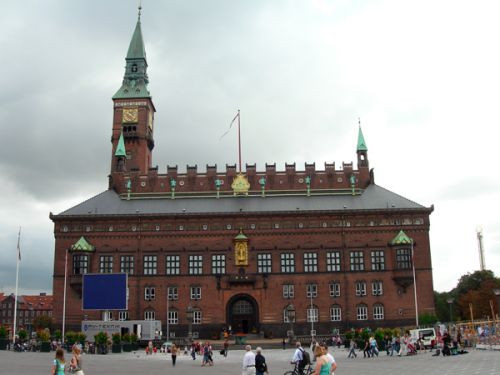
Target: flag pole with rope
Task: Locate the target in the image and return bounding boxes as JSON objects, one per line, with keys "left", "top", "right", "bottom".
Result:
{"left": 237, "top": 109, "right": 241, "bottom": 173}
{"left": 12, "top": 227, "right": 21, "bottom": 343}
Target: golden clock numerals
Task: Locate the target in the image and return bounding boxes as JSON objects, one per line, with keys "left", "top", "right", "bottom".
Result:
{"left": 122, "top": 108, "right": 138, "bottom": 123}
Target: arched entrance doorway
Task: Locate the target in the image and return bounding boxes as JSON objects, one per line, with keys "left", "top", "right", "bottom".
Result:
{"left": 226, "top": 294, "right": 259, "bottom": 334}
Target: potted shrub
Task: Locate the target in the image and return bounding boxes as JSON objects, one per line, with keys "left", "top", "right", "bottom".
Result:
{"left": 0, "top": 326, "right": 8, "bottom": 350}
{"left": 94, "top": 332, "right": 109, "bottom": 354}
{"left": 38, "top": 329, "right": 51, "bottom": 352}
{"left": 65, "top": 331, "right": 77, "bottom": 352}
{"left": 53, "top": 329, "right": 62, "bottom": 342}
{"left": 76, "top": 332, "right": 87, "bottom": 346}
{"left": 112, "top": 333, "right": 122, "bottom": 353}
{"left": 18, "top": 329, "right": 28, "bottom": 343}
{"left": 122, "top": 333, "right": 132, "bottom": 352}
{"left": 130, "top": 333, "right": 139, "bottom": 351}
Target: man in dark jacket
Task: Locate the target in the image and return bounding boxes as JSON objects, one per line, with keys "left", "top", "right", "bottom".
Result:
{"left": 255, "top": 347, "right": 268, "bottom": 375}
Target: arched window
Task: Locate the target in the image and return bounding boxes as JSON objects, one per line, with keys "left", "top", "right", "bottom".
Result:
{"left": 232, "top": 300, "right": 253, "bottom": 315}
{"left": 373, "top": 304, "right": 384, "bottom": 320}
{"left": 144, "top": 310, "right": 155, "bottom": 321}
{"left": 193, "top": 309, "right": 202, "bottom": 325}
{"left": 167, "top": 309, "right": 178, "bottom": 324}
{"left": 356, "top": 304, "right": 368, "bottom": 320}
{"left": 330, "top": 305, "right": 341, "bottom": 322}
{"left": 307, "top": 305, "right": 319, "bottom": 323}
{"left": 283, "top": 305, "right": 295, "bottom": 323}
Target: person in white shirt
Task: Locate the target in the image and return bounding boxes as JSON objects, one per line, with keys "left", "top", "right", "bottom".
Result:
{"left": 320, "top": 343, "right": 337, "bottom": 374}
{"left": 292, "top": 341, "right": 305, "bottom": 375}
{"left": 242, "top": 345, "right": 256, "bottom": 375}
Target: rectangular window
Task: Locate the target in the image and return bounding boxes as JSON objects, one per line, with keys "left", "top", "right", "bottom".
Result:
{"left": 280, "top": 253, "right": 295, "bottom": 273}
{"left": 190, "top": 286, "right": 201, "bottom": 300}
{"left": 257, "top": 253, "right": 272, "bottom": 273}
{"left": 329, "top": 282, "right": 341, "bottom": 297}
{"left": 143, "top": 255, "right": 157, "bottom": 275}
{"left": 330, "top": 306, "right": 341, "bottom": 321}
{"left": 326, "top": 251, "right": 341, "bottom": 272}
{"left": 357, "top": 305, "right": 368, "bottom": 320}
{"left": 283, "top": 284, "right": 295, "bottom": 299}
{"left": 189, "top": 255, "right": 203, "bottom": 275}
{"left": 303, "top": 252, "right": 318, "bottom": 272}
{"left": 120, "top": 256, "right": 134, "bottom": 275}
{"left": 144, "top": 311, "right": 155, "bottom": 320}
{"left": 211, "top": 255, "right": 226, "bottom": 275}
{"left": 144, "top": 287, "right": 155, "bottom": 301}
{"left": 350, "top": 251, "right": 364, "bottom": 271}
{"left": 372, "top": 281, "right": 383, "bottom": 296}
{"left": 306, "top": 283, "right": 318, "bottom": 298}
{"left": 396, "top": 248, "right": 412, "bottom": 269}
{"left": 166, "top": 255, "right": 180, "bottom": 275}
{"left": 193, "top": 310, "right": 202, "bottom": 325}
{"left": 99, "top": 256, "right": 113, "bottom": 273}
{"left": 371, "top": 250, "right": 385, "bottom": 271}
{"left": 373, "top": 305, "right": 384, "bottom": 320}
{"left": 355, "top": 282, "right": 366, "bottom": 296}
{"left": 168, "top": 310, "right": 178, "bottom": 325}
{"left": 307, "top": 307, "right": 319, "bottom": 322}
{"left": 167, "top": 286, "right": 178, "bottom": 301}
{"left": 73, "top": 255, "right": 88, "bottom": 275}
{"left": 118, "top": 311, "right": 129, "bottom": 321}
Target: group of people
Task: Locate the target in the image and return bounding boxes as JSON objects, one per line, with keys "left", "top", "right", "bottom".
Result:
{"left": 291, "top": 341, "right": 337, "bottom": 375}
{"left": 242, "top": 345, "right": 269, "bottom": 375}
{"left": 51, "top": 345, "right": 84, "bottom": 375}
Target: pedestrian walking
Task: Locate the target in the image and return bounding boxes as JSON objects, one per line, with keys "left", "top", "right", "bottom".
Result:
{"left": 347, "top": 339, "right": 357, "bottom": 358}
{"left": 171, "top": 344, "right": 178, "bottom": 366}
{"left": 191, "top": 342, "right": 196, "bottom": 360}
{"left": 70, "top": 345, "right": 85, "bottom": 375}
{"left": 51, "top": 348, "right": 65, "bottom": 375}
{"left": 223, "top": 338, "right": 229, "bottom": 357}
{"left": 292, "top": 341, "right": 306, "bottom": 375}
{"left": 282, "top": 337, "right": 286, "bottom": 350}
{"left": 242, "top": 345, "right": 256, "bottom": 375}
{"left": 363, "top": 339, "right": 371, "bottom": 358}
{"left": 311, "top": 344, "right": 331, "bottom": 375}
{"left": 321, "top": 343, "right": 337, "bottom": 374}
{"left": 255, "top": 347, "right": 268, "bottom": 375}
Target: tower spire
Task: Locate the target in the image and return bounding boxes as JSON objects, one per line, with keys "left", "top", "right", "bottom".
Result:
{"left": 357, "top": 122, "right": 368, "bottom": 152}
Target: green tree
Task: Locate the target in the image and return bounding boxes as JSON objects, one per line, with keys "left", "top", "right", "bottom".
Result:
{"left": 32, "top": 315, "right": 53, "bottom": 331}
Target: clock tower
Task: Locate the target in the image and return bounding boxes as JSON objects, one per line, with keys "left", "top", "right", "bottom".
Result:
{"left": 110, "top": 7, "right": 155, "bottom": 176}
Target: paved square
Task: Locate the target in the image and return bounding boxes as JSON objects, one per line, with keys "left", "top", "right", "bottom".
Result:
{"left": 0, "top": 347, "right": 498, "bottom": 375}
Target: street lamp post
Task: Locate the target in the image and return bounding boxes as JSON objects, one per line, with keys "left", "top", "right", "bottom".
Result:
{"left": 286, "top": 304, "right": 295, "bottom": 343}
{"left": 446, "top": 298, "right": 454, "bottom": 323}
{"left": 186, "top": 305, "right": 193, "bottom": 342}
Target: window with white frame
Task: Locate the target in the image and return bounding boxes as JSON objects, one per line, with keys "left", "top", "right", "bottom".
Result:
{"left": 143, "top": 255, "right": 157, "bottom": 275}
{"left": 189, "top": 255, "right": 203, "bottom": 275}
{"left": 257, "top": 253, "right": 272, "bottom": 273}
{"left": 373, "top": 304, "right": 384, "bottom": 320}
{"left": 144, "top": 310, "right": 155, "bottom": 320}
{"left": 168, "top": 310, "right": 178, "bottom": 324}
{"left": 371, "top": 250, "right": 385, "bottom": 271}
{"left": 193, "top": 309, "right": 202, "bottom": 324}
{"left": 102, "top": 311, "right": 113, "bottom": 320}
{"left": 283, "top": 305, "right": 296, "bottom": 323}
{"left": 329, "top": 282, "right": 341, "bottom": 297}
{"left": 283, "top": 284, "right": 294, "bottom": 299}
{"left": 190, "top": 286, "right": 201, "bottom": 300}
{"left": 396, "top": 248, "right": 412, "bottom": 269}
{"left": 120, "top": 255, "right": 134, "bottom": 274}
{"left": 303, "top": 252, "right": 318, "bottom": 272}
{"left": 166, "top": 255, "right": 180, "bottom": 275}
{"left": 144, "top": 286, "right": 156, "bottom": 301}
{"left": 350, "top": 251, "right": 364, "bottom": 271}
{"left": 372, "top": 281, "right": 383, "bottom": 296}
{"left": 118, "top": 311, "right": 129, "bottom": 321}
{"left": 99, "top": 256, "right": 113, "bottom": 273}
{"left": 355, "top": 281, "right": 366, "bottom": 296}
{"left": 330, "top": 305, "right": 342, "bottom": 321}
{"left": 73, "top": 255, "right": 88, "bottom": 275}
{"left": 356, "top": 305, "right": 368, "bottom": 320}
{"left": 306, "top": 283, "right": 318, "bottom": 298}
{"left": 326, "top": 251, "right": 341, "bottom": 272}
{"left": 280, "top": 253, "right": 295, "bottom": 273}
{"left": 211, "top": 254, "right": 226, "bottom": 275}
{"left": 167, "top": 286, "right": 178, "bottom": 301}
{"left": 307, "top": 306, "right": 319, "bottom": 322}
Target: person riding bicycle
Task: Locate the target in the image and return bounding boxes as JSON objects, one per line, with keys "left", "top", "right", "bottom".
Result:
{"left": 291, "top": 341, "right": 307, "bottom": 375}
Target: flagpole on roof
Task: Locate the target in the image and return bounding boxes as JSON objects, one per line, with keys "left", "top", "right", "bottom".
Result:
{"left": 12, "top": 227, "right": 21, "bottom": 343}
{"left": 237, "top": 109, "right": 241, "bottom": 173}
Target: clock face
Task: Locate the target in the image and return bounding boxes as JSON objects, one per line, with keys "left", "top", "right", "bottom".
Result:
{"left": 148, "top": 111, "right": 153, "bottom": 130}
{"left": 122, "top": 107, "right": 138, "bottom": 123}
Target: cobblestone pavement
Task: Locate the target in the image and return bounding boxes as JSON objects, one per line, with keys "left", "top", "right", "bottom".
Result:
{"left": 0, "top": 347, "right": 499, "bottom": 375}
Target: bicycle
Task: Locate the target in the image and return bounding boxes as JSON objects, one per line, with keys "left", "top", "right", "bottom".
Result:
{"left": 283, "top": 363, "right": 314, "bottom": 375}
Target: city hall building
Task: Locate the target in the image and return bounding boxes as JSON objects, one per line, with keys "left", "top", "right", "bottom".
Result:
{"left": 51, "top": 12, "right": 435, "bottom": 338}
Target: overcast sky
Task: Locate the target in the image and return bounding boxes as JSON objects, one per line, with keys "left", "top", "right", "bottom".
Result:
{"left": 1, "top": 0, "right": 499, "bottom": 296}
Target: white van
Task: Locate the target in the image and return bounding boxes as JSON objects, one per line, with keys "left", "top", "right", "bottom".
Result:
{"left": 410, "top": 328, "right": 436, "bottom": 348}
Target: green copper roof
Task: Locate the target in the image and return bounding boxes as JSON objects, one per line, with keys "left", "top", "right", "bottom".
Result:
{"left": 126, "top": 20, "right": 146, "bottom": 60}
{"left": 114, "top": 132, "right": 126, "bottom": 157}
{"left": 113, "top": 17, "right": 151, "bottom": 100}
{"left": 234, "top": 228, "right": 248, "bottom": 240}
{"left": 391, "top": 230, "right": 413, "bottom": 245}
{"left": 357, "top": 127, "right": 368, "bottom": 152}
{"left": 71, "top": 236, "right": 95, "bottom": 252}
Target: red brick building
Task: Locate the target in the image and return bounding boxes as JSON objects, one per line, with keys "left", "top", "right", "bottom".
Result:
{"left": 50, "top": 12, "right": 435, "bottom": 338}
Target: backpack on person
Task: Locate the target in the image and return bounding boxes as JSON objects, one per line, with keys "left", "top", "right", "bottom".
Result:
{"left": 299, "top": 348, "right": 311, "bottom": 367}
